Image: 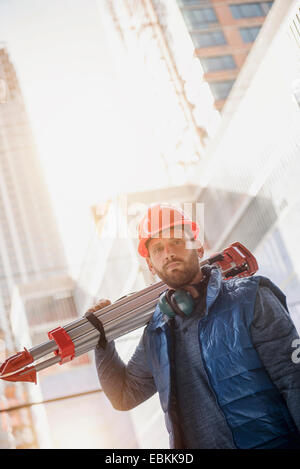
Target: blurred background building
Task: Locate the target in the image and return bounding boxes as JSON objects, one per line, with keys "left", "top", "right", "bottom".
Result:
{"left": 194, "top": 0, "right": 300, "bottom": 325}
{"left": 0, "top": 45, "right": 69, "bottom": 448}
{"left": 102, "top": 0, "right": 275, "bottom": 119}
{"left": 98, "top": 0, "right": 275, "bottom": 186}
{"left": 100, "top": 0, "right": 219, "bottom": 187}
{"left": 0, "top": 46, "right": 137, "bottom": 449}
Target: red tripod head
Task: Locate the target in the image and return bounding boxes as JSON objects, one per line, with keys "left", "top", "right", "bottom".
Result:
{"left": 206, "top": 242, "right": 258, "bottom": 279}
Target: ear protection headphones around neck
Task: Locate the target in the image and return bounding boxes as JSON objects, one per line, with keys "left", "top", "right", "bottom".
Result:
{"left": 158, "top": 268, "right": 210, "bottom": 318}
{"left": 158, "top": 289, "right": 195, "bottom": 318}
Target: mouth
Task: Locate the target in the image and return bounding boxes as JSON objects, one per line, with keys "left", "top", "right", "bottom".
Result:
{"left": 165, "top": 261, "right": 182, "bottom": 271}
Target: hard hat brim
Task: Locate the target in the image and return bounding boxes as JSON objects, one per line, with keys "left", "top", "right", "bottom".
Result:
{"left": 138, "top": 220, "right": 200, "bottom": 258}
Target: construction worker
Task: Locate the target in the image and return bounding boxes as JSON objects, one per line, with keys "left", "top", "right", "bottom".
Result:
{"left": 87, "top": 204, "right": 300, "bottom": 449}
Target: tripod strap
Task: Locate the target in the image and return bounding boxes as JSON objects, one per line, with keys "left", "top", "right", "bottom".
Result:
{"left": 85, "top": 313, "right": 107, "bottom": 349}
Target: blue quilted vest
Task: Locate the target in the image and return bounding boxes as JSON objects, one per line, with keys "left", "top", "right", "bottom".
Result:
{"left": 144, "top": 268, "right": 300, "bottom": 449}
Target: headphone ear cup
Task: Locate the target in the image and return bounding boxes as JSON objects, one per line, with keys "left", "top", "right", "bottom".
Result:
{"left": 172, "top": 290, "right": 194, "bottom": 317}
{"left": 158, "top": 291, "right": 176, "bottom": 318}
{"left": 158, "top": 290, "right": 195, "bottom": 318}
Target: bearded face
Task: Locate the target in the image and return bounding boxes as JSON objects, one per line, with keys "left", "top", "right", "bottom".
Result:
{"left": 146, "top": 227, "right": 204, "bottom": 289}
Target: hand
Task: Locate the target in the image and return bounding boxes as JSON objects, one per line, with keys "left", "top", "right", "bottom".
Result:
{"left": 85, "top": 298, "right": 111, "bottom": 316}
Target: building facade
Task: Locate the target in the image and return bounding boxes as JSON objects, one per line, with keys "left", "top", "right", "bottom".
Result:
{"left": 177, "top": 0, "right": 274, "bottom": 110}
{"left": 99, "top": 0, "right": 275, "bottom": 194}
{"left": 0, "top": 45, "right": 143, "bottom": 449}
{"left": 0, "top": 47, "right": 96, "bottom": 448}
{"left": 103, "top": 1, "right": 275, "bottom": 116}
{"left": 0, "top": 45, "right": 70, "bottom": 448}
{"left": 195, "top": 0, "right": 300, "bottom": 325}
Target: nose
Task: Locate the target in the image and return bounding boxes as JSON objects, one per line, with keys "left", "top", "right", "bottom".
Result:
{"left": 163, "top": 241, "right": 176, "bottom": 261}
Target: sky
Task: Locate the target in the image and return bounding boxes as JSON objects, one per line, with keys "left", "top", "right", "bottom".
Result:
{"left": 0, "top": 0, "right": 158, "bottom": 271}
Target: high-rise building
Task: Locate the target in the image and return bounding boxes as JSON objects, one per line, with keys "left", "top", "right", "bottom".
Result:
{"left": 103, "top": 1, "right": 275, "bottom": 116}
{"left": 100, "top": 0, "right": 221, "bottom": 187}
{"left": 0, "top": 46, "right": 140, "bottom": 449}
{"left": 0, "top": 46, "right": 69, "bottom": 314}
{"left": 195, "top": 0, "right": 300, "bottom": 322}
{"left": 0, "top": 46, "right": 77, "bottom": 448}
{"left": 100, "top": 0, "right": 275, "bottom": 191}
{"left": 177, "top": 0, "right": 274, "bottom": 110}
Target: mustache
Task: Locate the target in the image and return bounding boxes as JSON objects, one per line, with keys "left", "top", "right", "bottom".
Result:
{"left": 164, "top": 258, "right": 184, "bottom": 269}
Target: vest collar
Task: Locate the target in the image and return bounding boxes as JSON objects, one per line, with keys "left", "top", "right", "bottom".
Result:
{"left": 205, "top": 265, "right": 223, "bottom": 314}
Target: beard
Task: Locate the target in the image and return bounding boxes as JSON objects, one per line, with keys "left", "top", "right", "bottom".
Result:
{"left": 154, "top": 250, "right": 201, "bottom": 289}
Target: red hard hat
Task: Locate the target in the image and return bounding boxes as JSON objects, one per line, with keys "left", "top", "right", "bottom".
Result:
{"left": 137, "top": 204, "right": 200, "bottom": 258}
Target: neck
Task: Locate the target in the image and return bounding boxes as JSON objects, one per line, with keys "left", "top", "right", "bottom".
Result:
{"left": 180, "top": 269, "right": 204, "bottom": 299}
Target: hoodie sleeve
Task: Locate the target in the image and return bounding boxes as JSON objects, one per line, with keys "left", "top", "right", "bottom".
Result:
{"left": 94, "top": 331, "right": 157, "bottom": 411}
{"left": 250, "top": 283, "right": 300, "bottom": 432}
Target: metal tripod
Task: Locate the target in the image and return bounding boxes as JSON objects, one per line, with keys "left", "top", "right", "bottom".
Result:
{"left": 0, "top": 242, "right": 258, "bottom": 384}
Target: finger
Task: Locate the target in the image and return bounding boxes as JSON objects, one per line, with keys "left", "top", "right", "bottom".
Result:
{"left": 85, "top": 299, "right": 111, "bottom": 315}
{"left": 95, "top": 299, "right": 111, "bottom": 308}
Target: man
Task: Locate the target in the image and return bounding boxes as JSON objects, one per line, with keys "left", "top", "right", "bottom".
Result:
{"left": 87, "top": 204, "right": 300, "bottom": 449}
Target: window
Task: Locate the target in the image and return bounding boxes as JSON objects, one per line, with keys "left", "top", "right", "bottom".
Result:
{"left": 239, "top": 26, "right": 261, "bottom": 42}
{"left": 182, "top": 8, "right": 218, "bottom": 29}
{"left": 191, "top": 30, "right": 227, "bottom": 47}
{"left": 260, "top": 1, "right": 274, "bottom": 14}
{"left": 200, "top": 55, "right": 236, "bottom": 72}
{"left": 210, "top": 80, "right": 235, "bottom": 100}
{"left": 230, "top": 2, "right": 273, "bottom": 19}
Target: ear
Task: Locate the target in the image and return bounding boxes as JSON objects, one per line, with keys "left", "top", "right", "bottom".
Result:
{"left": 197, "top": 245, "right": 204, "bottom": 259}
{"left": 146, "top": 256, "right": 156, "bottom": 275}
